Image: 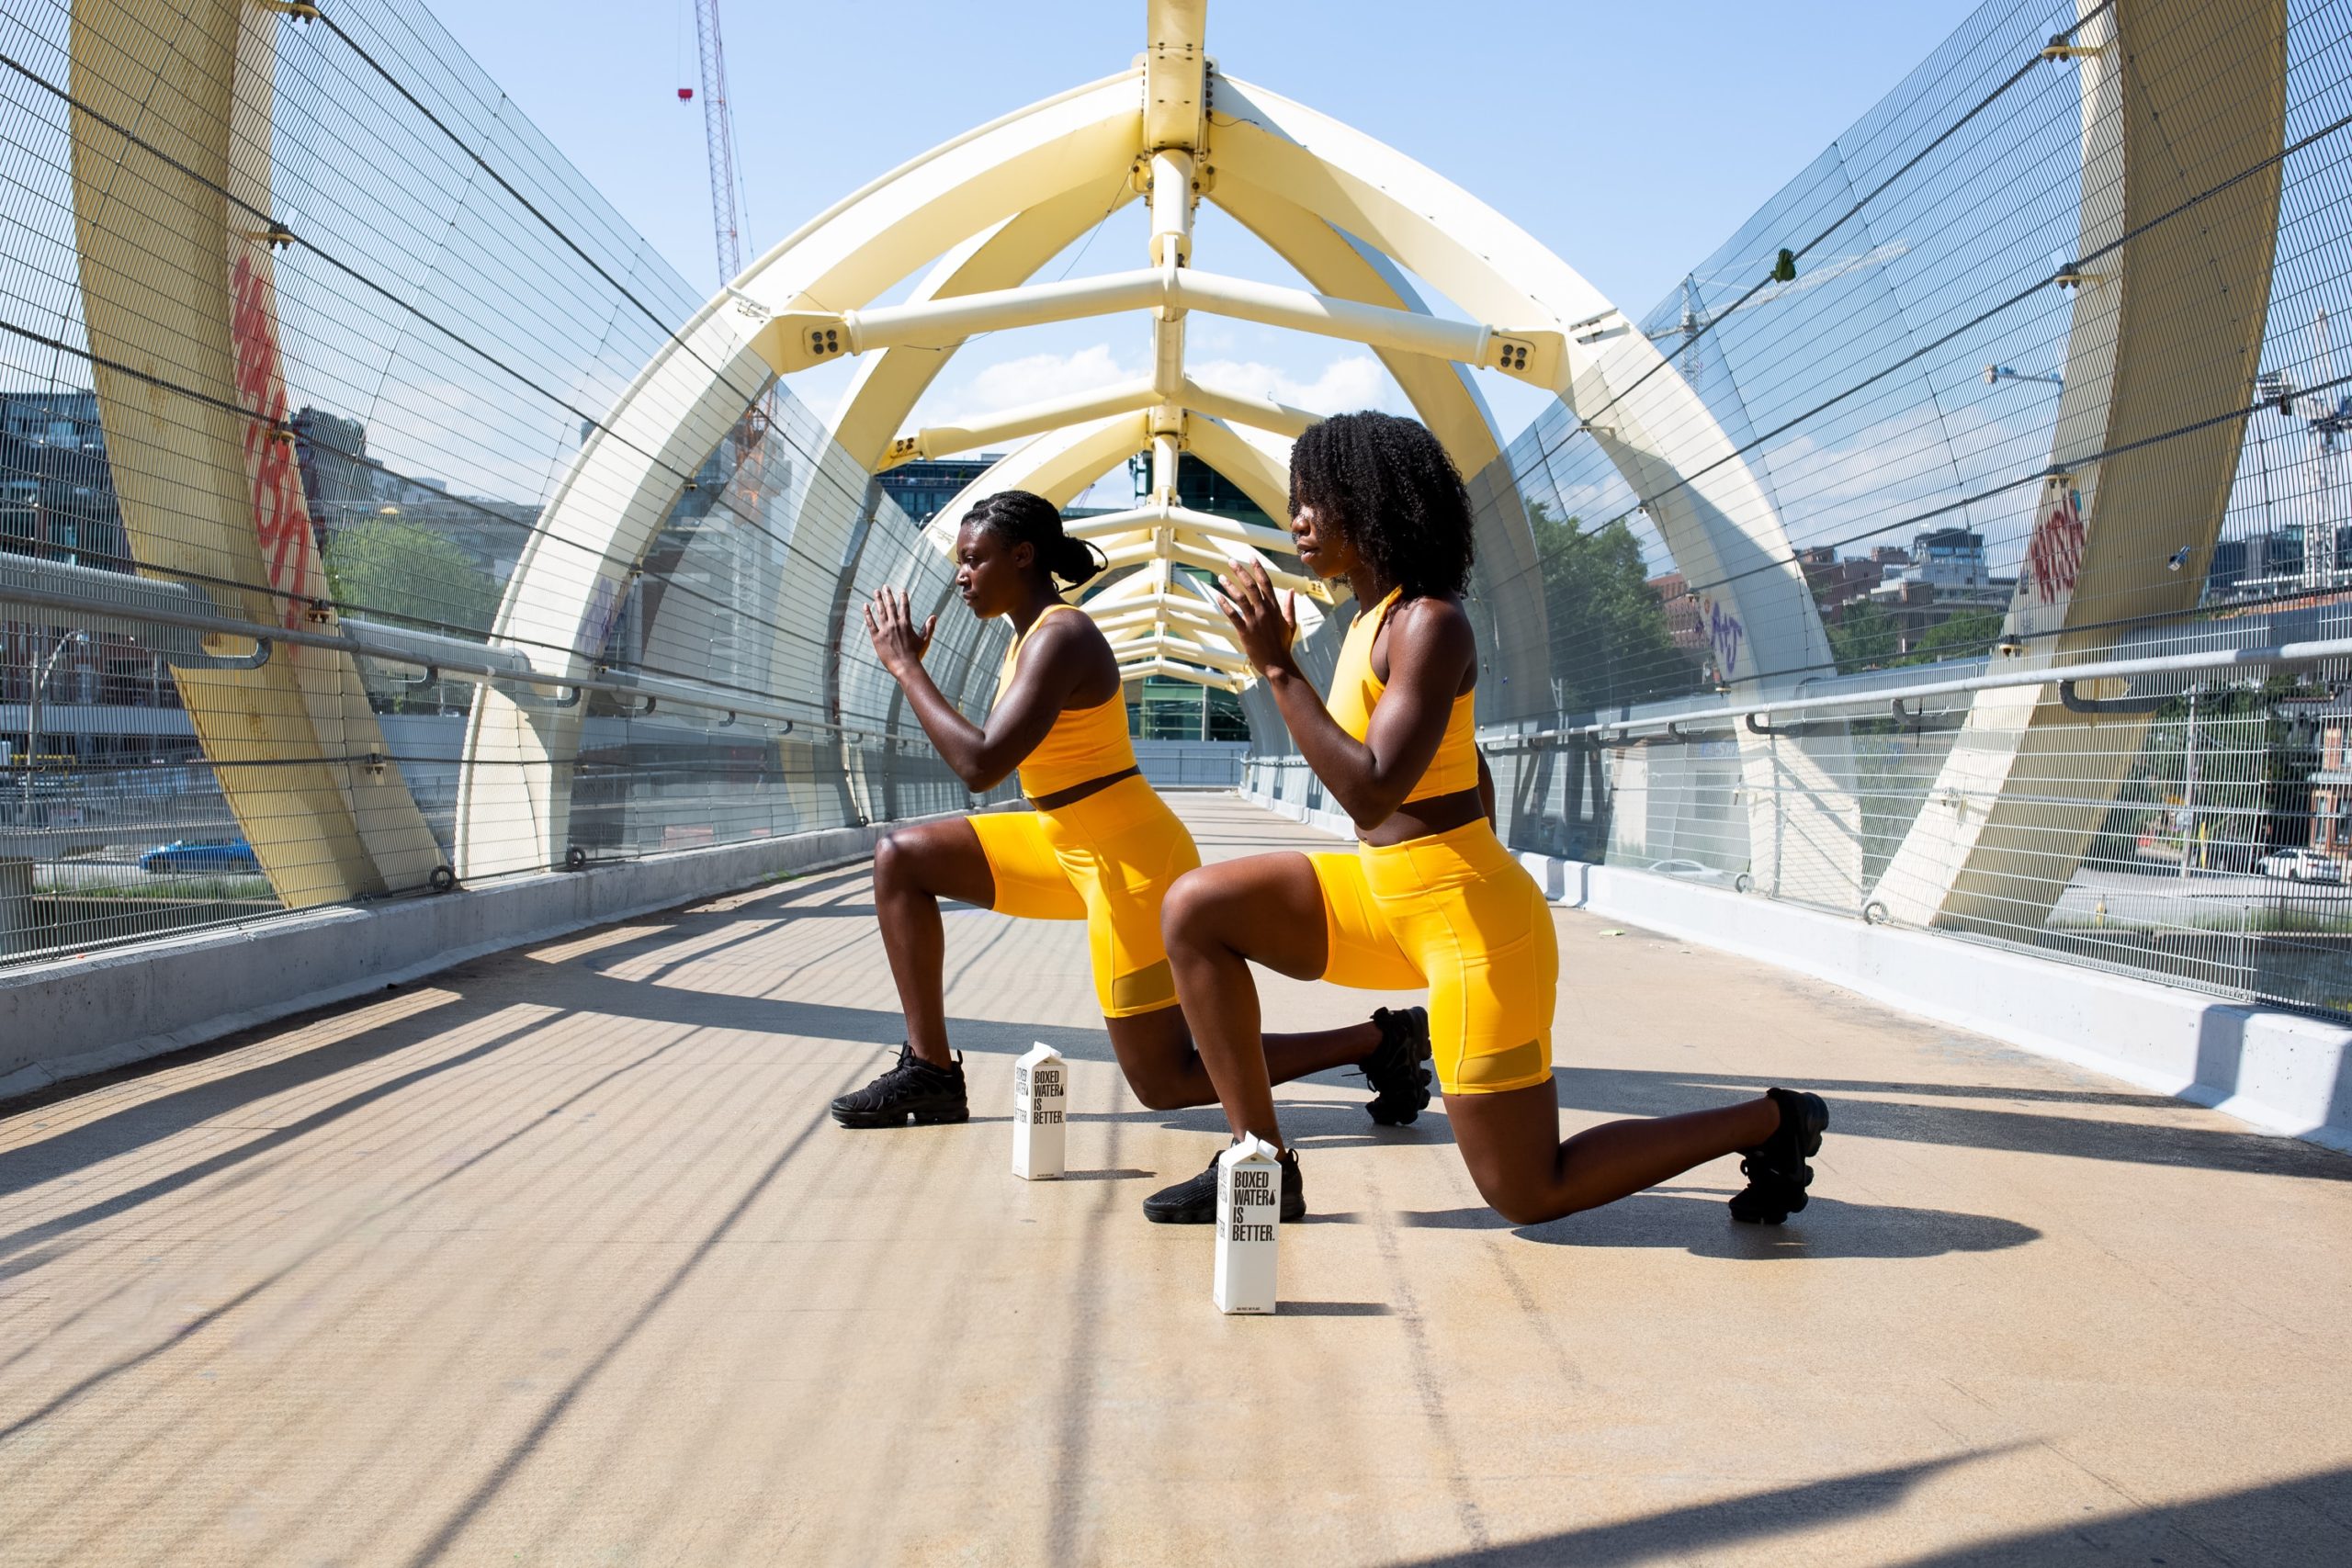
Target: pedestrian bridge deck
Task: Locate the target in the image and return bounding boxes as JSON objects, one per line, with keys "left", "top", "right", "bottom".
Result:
{"left": 2, "top": 795, "right": 2347, "bottom": 1565}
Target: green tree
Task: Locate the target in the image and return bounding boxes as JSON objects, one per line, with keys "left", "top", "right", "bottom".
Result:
{"left": 1826, "top": 600, "right": 1900, "bottom": 671}
{"left": 1527, "top": 502, "right": 1701, "bottom": 711}
{"left": 1900, "top": 608, "right": 2004, "bottom": 666}
{"left": 322, "top": 521, "right": 497, "bottom": 636}
{"left": 322, "top": 522, "right": 498, "bottom": 713}
{"left": 1826, "top": 604, "right": 2004, "bottom": 671}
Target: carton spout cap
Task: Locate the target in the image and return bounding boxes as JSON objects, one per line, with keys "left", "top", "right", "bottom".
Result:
{"left": 1219, "top": 1133, "right": 1280, "bottom": 1168}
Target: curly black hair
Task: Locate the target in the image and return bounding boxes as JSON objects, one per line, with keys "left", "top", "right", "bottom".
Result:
{"left": 1287, "top": 411, "right": 1474, "bottom": 600}
{"left": 967, "top": 489, "right": 1106, "bottom": 589}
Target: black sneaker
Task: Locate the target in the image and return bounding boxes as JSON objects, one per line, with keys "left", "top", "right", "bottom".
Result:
{"left": 830, "top": 1043, "right": 969, "bottom": 1128}
{"left": 1358, "top": 1005, "right": 1432, "bottom": 1125}
{"left": 1727, "top": 1088, "right": 1828, "bottom": 1224}
{"left": 1141, "top": 1143, "right": 1306, "bottom": 1224}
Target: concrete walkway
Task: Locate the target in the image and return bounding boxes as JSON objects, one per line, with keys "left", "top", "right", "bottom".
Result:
{"left": 3, "top": 795, "right": 2348, "bottom": 1565}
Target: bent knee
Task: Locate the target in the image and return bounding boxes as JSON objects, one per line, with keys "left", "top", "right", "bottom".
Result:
{"left": 873, "top": 829, "right": 927, "bottom": 892}
{"left": 1159, "top": 870, "right": 1218, "bottom": 944}
{"left": 1126, "top": 1075, "right": 1194, "bottom": 1112}
{"left": 1468, "top": 1169, "right": 1579, "bottom": 1227}
{"left": 1490, "top": 1194, "right": 1573, "bottom": 1227}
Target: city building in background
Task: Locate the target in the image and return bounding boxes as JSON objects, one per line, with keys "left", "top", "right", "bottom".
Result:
{"left": 1126, "top": 449, "right": 1278, "bottom": 531}
{"left": 1, "top": 389, "right": 181, "bottom": 774}
{"left": 876, "top": 457, "right": 1003, "bottom": 526}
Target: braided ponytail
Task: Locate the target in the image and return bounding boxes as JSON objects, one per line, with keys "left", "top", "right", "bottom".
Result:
{"left": 1047, "top": 532, "right": 1108, "bottom": 587}
{"left": 967, "top": 489, "right": 1106, "bottom": 589}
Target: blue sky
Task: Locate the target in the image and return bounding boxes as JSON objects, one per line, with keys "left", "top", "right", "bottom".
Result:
{"left": 429, "top": 1, "right": 1991, "bottom": 479}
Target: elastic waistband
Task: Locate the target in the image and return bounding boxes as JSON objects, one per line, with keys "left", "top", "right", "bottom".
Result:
{"left": 1357, "top": 817, "right": 1506, "bottom": 859}
{"left": 1033, "top": 771, "right": 1169, "bottom": 831}
{"left": 1356, "top": 818, "right": 1515, "bottom": 893}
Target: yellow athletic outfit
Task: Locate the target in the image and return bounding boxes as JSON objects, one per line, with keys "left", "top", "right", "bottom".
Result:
{"left": 1305, "top": 587, "right": 1558, "bottom": 1095}
{"left": 967, "top": 604, "right": 1199, "bottom": 1017}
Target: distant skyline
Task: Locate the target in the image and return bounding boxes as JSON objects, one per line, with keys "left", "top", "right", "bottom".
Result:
{"left": 429, "top": 1, "right": 1990, "bottom": 485}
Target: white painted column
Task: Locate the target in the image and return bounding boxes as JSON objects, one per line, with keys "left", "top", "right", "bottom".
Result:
{"left": 1876, "top": 0, "right": 2287, "bottom": 931}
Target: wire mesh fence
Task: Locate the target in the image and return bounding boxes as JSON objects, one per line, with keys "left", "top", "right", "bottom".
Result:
{"left": 8, "top": 0, "right": 2351, "bottom": 1037}
{"left": 1404, "top": 0, "right": 2352, "bottom": 1021}
{"left": 0, "top": 0, "right": 1012, "bottom": 968}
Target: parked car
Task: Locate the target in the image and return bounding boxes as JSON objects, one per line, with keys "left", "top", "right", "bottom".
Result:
{"left": 2256, "top": 847, "right": 2344, "bottom": 884}
{"left": 1645, "top": 857, "right": 1749, "bottom": 890}
{"left": 139, "top": 838, "right": 260, "bottom": 874}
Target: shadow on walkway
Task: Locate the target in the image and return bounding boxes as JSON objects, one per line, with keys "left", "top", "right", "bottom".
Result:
{"left": 1400, "top": 1190, "right": 2041, "bottom": 1259}
{"left": 1396, "top": 1459, "right": 2352, "bottom": 1567}
{"left": 1555, "top": 1066, "right": 2350, "bottom": 1183}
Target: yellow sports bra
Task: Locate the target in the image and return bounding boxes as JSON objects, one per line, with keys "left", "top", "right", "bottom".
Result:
{"left": 995, "top": 604, "right": 1136, "bottom": 798}
{"left": 1328, "top": 586, "right": 1480, "bottom": 803}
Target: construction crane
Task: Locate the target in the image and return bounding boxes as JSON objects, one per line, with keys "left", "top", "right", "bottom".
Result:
{"left": 685, "top": 0, "right": 749, "bottom": 287}
{"left": 679, "top": 0, "right": 768, "bottom": 460}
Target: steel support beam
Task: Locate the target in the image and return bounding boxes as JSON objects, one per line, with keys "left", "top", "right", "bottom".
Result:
{"left": 878, "top": 377, "right": 1317, "bottom": 468}
{"left": 769, "top": 266, "right": 1563, "bottom": 386}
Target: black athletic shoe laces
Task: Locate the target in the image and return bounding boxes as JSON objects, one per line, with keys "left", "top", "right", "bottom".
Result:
{"left": 1141, "top": 1141, "right": 1306, "bottom": 1224}
{"left": 1356, "top": 1005, "right": 1433, "bottom": 1126}
{"left": 830, "top": 1043, "right": 969, "bottom": 1128}
{"left": 1727, "top": 1087, "right": 1829, "bottom": 1224}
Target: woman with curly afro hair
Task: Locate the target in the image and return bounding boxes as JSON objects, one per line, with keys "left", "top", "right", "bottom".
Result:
{"left": 1147, "top": 412, "right": 1829, "bottom": 1228}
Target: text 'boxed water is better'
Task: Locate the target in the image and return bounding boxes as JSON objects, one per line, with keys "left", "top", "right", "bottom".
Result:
{"left": 1214, "top": 1135, "right": 1281, "bottom": 1314}
{"left": 1012, "top": 1043, "right": 1065, "bottom": 1180}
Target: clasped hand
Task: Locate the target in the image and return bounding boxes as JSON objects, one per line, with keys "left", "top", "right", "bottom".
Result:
{"left": 1212, "top": 558, "right": 1299, "bottom": 677}
{"left": 863, "top": 585, "right": 935, "bottom": 676}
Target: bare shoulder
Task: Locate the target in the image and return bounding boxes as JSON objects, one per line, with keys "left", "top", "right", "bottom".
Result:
{"left": 1025, "top": 604, "right": 1120, "bottom": 699}
{"left": 1031, "top": 604, "right": 1109, "bottom": 658}
{"left": 1385, "top": 592, "right": 1475, "bottom": 655}
{"left": 1373, "top": 592, "right": 1476, "bottom": 691}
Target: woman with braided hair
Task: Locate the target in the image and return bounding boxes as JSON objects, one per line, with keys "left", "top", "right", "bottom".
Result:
{"left": 834, "top": 488, "right": 1435, "bottom": 1143}
{"left": 1148, "top": 412, "right": 1831, "bottom": 1226}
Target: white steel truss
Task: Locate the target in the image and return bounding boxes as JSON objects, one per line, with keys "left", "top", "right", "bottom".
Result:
{"left": 448, "top": 0, "right": 1842, "bottom": 886}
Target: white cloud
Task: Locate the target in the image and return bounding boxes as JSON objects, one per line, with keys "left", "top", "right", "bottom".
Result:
{"left": 913, "top": 343, "right": 1136, "bottom": 429}
{"left": 1187, "top": 353, "right": 1408, "bottom": 416}
{"left": 961, "top": 344, "right": 1134, "bottom": 413}
{"left": 1756, "top": 398, "right": 2053, "bottom": 566}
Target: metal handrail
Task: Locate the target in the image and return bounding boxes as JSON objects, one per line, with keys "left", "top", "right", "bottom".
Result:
{"left": 1475, "top": 636, "right": 2352, "bottom": 750}
{"left": 0, "top": 570, "right": 820, "bottom": 732}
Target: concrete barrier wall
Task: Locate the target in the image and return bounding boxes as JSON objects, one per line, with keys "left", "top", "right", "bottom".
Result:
{"left": 1240, "top": 786, "right": 2352, "bottom": 1156}
{"left": 0, "top": 821, "right": 898, "bottom": 1102}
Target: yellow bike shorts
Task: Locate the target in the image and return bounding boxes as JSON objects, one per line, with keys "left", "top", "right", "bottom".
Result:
{"left": 1307, "top": 819, "right": 1558, "bottom": 1095}
{"left": 967, "top": 773, "right": 1201, "bottom": 1018}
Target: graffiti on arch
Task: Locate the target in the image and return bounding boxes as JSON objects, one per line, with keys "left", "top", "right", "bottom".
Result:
{"left": 1697, "top": 593, "right": 1746, "bottom": 682}
{"left": 229, "top": 251, "right": 321, "bottom": 633}
{"left": 2025, "top": 479, "right": 2087, "bottom": 606}
{"left": 577, "top": 572, "right": 629, "bottom": 659}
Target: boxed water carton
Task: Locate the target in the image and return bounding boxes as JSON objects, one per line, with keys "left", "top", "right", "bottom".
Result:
{"left": 1012, "top": 1043, "right": 1066, "bottom": 1180}
{"left": 1213, "top": 1134, "right": 1282, "bottom": 1314}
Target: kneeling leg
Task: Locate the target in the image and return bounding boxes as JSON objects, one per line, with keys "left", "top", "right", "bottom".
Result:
{"left": 873, "top": 818, "right": 995, "bottom": 1066}
{"left": 1448, "top": 1078, "right": 1781, "bottom": 1225}
{"left": 1155, "top": 853, "right": 1367, "bottom": 1143}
